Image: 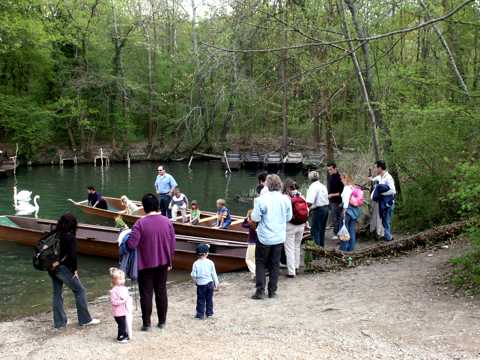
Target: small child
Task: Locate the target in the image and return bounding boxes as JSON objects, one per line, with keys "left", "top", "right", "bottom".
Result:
{"left": 169, "top": 187, "right": 189, "bottom": 223}
{"left": 191, "top": 244, "right": 219, "bottom": 319}
{"left": 109, "top": 268, "right": 132, "bottom": 343}
{"left": 215, "top": 198, "right": 232, "bottom": 229}
{"left": 190, "top": 200, "right": 201, "bottom": 225}
{"left": 241, "top": 209, "right": 258, "bottom": 280}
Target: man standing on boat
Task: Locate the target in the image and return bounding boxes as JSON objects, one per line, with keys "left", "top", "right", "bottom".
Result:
{"left": 251, "top": 174, "right": 292, "bottom": 300}
{"left": 154, "top": 166, "right": 178, "bottom": 218}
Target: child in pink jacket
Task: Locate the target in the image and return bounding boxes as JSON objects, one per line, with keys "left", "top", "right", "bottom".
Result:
{"left": 109, "top": 268, "right": 132, "bottom": 343}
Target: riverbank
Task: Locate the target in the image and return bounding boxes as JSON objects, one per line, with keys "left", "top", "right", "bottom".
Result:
{"left": 1, "top": 238, "right": 478, "bottom": 360}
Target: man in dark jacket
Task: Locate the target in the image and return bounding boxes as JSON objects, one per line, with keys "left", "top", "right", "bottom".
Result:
{"left": 327, "top": 162, "right": 344, "bottom": 238}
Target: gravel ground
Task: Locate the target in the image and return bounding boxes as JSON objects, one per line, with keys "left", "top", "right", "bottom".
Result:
{"left": 1, "top": 240, "right": 479, "bottom": 360}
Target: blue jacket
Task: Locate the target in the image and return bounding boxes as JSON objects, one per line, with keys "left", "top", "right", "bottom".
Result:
{"left": 372, "top": 184, "right": 395, "bottom": 216}
{"left": 119, "top": 230, "right": 138, "bottom": 281}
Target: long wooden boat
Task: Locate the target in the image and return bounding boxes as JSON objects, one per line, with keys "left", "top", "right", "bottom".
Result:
{"left": 69, "top": 197, "right": 250, "bottom": 242}
{"left": 264, "top": 152, "right": 282, "bottom": 170}
{"left": 283, "top": 152, "right": 304, "bottom": 172}
{"left": 0, "top": 216, "right": 247, "bottom": 273}
{"left": 242, "top": 151, "right": 264, "bottom": 169}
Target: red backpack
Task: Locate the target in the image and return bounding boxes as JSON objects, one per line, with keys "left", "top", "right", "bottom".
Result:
{"left": 290, "top": 195, "right": 309, "bottom": 225}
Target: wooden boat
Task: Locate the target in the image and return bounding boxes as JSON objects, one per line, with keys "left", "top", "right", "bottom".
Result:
{"left": 0, "top": 215, "right": 247, "bottom": 272}
{"left": 0, "top": 157, "right": 19, "bottom": 178}
{"left": 242, "top": 152, "right": 264, "bottom": 169}
{"left": 303, "top": 153, "right": 325, "bottom": 171}
{"left": 221, "top": 152, "right": 242, "bottom": 171}
{"left": 69, "top": 197, "right": 250, "bottom": 242}
{"left": 264, "top": 152, "right": 282, "bottom": 170}
{"left": 283, "top": 152, "right": 304, "bottom": 172}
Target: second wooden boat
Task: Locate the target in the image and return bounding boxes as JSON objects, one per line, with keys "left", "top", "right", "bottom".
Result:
{"left": 0, "top": 215, "right": 247, "bottom": 272}
{"left": 69, "top": 197, "right": 250, "bottom": 242}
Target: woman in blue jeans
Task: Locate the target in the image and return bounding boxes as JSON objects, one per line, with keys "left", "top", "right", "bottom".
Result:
{"left": 48, "top": 213, "right": 100, "bottom": 329}
{"left": 339, "top": 175, "right": 361, "bottom": 252}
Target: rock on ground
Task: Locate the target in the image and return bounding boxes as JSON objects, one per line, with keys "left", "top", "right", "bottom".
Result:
{"left": 0, "top": 241, "right": 479, "bottom": 360}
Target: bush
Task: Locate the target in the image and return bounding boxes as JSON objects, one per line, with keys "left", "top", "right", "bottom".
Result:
{"left": 449, "top": 162, "right": 480, "bottom": 292}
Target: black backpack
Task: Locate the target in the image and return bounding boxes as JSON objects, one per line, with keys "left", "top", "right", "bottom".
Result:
{"left": 33, "top": 232, "right": 62, "bottom": 271}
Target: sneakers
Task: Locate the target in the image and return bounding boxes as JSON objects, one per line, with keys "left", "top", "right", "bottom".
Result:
{"left": 82, "top": 319, "right": 100, "bottom": 326}
{"left": 141, "top": 325, "right": 152, "bottom": 331}
{"left": 268, "top": 292, "right": 277, "bottom": 299}
{"left": 286, "top": 274, "right": 295, "bottom": 278}
{"left": 157, "top": 323, "right": 165, "bottom": 329}
{"left": 117, "top": 335, "right": 129, "bottom": 344}
{"left": 251, "top": 292, "right": 265, "bottom": 300}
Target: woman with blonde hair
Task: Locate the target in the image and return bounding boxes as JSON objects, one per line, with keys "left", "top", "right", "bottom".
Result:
{"left": 120, "top": 195, "right": 140, "bottom": 215}
{"left": 339, "top": 174, "right": 362, "bottom": 252}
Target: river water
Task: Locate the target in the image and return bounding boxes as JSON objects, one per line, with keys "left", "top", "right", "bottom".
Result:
{"left": 0, "top": 160, "right": 309, "bottom": 321}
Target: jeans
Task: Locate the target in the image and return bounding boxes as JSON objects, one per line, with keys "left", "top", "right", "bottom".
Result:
{"left": 285, "top": 223, "right": 304, "bottom": 276}
{"left": 159, "top": 194, "right": 172, "bottom": 218}
{"left": 138, "top": 264, "right": 169, "bottom": 327}
{"left": 382, "top": 206, "right": 394, "bottom": 241}
{"left": 339, "top": 213, "right": 357, "bottom": 252}
{"left": 49, "top": 265, "right": 92, "bottom": 328}
{"left": 329, "top": 202, "right": 343, "bottom": 235}
{"left": 114, "top": 316, "right": 128, "bottom": 339}
{"left": 196, "top": 282, "right": 214, "bottom": 318}
{"left": 310, "top": 206, "right": 329, "bottom": 247}
{"left": 255, "top": 242, "right": 283, "bottom": 295}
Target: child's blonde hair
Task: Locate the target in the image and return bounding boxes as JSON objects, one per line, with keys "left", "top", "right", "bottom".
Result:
{"left": 109, "top": 267, "right": 126, "bottom": 286}
{"left": 246, "top": 209, "right": 253, "bottom": 219}
{"left": 216, "top": 198, "right": 226, "bottom": 206}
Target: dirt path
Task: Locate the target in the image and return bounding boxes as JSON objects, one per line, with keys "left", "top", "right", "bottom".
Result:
{"left": 1, "top": 240, "right": 479, "bottom": 360}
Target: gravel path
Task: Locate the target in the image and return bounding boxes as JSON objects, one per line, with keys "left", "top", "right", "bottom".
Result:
{"left": 1, "top": 240, "right": 479, "bottom": 360}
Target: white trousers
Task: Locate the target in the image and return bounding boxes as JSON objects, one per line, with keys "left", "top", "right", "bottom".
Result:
{"left": 171, "top": 205, "right": 187, "bottom": 223}
{"left": 285, "top": 223, "right": 305, "bottom": 276}
{"left": 245, "top": 244, "right": 256, "bottom": 275}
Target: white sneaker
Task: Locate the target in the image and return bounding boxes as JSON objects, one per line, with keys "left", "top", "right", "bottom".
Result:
{"left": 83, "top": 319, "right": 100, "bottom": 326}
{"left": 332, "top": 236, "right": 338, "bottom": 240}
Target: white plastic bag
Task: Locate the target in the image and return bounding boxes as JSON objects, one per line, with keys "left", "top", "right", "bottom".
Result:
{"left": 338, "top": 220, "right": 350, "bottom": 242}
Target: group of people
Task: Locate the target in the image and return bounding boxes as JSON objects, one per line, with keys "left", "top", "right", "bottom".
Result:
{"left": 244, "top": 160, "right": 396, "bottom": 299}
{"left": 47, "top": 160, "right": 396, "bottom": 342}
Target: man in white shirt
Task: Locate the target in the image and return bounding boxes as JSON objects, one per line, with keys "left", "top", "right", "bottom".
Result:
{"left": 371, "top": 160, "right": 396, "bottom": 241}
{"left": 306, "top": 171, "right": 329, "bottom": 247}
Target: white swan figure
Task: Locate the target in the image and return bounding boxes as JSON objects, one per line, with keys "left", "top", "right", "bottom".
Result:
{"left": 15, "top": 195, "right": 40, "bottom": 217}
{"left": 13, "top": 186, "right": 32, "bottom": 206}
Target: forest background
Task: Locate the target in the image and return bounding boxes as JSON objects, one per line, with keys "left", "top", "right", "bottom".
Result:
{"left": 0, "top": 0, "right": 479, "bottom": 280}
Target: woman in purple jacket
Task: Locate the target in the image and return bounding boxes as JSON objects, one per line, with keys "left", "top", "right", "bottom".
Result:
{"left": 127, "top": 193, "right": 176, "bottom": 331}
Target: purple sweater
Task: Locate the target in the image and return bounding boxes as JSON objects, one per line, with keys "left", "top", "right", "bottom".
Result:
{"left": 127, "top": 214, "right": 176, "bottom": 270}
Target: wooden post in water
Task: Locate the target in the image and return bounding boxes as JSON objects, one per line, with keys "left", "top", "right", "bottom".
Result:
{"left": 188, "top": 155, "right": 194, "bottom": 169}
{"left": 100, "top": 148, "right": 104, "bottom": 168}
{"left": 127, "top": 151, "right": 131, "bottom": 169}
{"left": 223, "top": 151, "right": 232, "bottom": 174}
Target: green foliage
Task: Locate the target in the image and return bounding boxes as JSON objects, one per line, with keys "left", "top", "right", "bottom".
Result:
{"left": 389, "top": 102, "right": 480, "bottom": 229}
{"left": 449, "top": 162, "right": 480, "bottom": 216}
{"left": 450, "top": 224, "right": 480, "bottom": 294}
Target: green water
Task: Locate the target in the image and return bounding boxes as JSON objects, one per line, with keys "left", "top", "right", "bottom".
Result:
{"left": 0, "top": 160, "right": 309, "bottom": 321}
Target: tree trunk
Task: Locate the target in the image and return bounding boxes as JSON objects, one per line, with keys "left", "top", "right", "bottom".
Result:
{"left": 321, "top": 88, "right": 334, "bottom": 162}
{"left": 419, "top": 0, "right": 470, "bottom": 98}
{"left": 344, "top": 0, "right": 386, "bottom": 132}
{"left": 280, "top": 2, "right": 288, "bottom": 154}
{"left": 338, "top": 0, "right": 380, "bottom": 161}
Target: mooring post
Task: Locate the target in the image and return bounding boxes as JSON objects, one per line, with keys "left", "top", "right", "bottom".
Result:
{"left": 100, "top": 147, "right": 104, "bottom": 167}
{"left": 127, "top": 151, "right": 131, "bottom": 169}
{"left": 188, "top": 155, "right": 194, "bottom": 169}
{"left": 223, "top": 151, "right": 232, "bottom": 174}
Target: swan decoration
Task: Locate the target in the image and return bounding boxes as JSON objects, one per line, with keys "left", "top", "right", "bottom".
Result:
{"left": 13, "top": 186, "right": 40, "bottom": 217}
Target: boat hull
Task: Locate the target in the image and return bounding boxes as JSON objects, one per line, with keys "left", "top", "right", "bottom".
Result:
{"left": 72, "top": 197, "right": 249, "bottom": 242}
{"left": 0, "top": 216, "right": 247, "bottom": 272}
